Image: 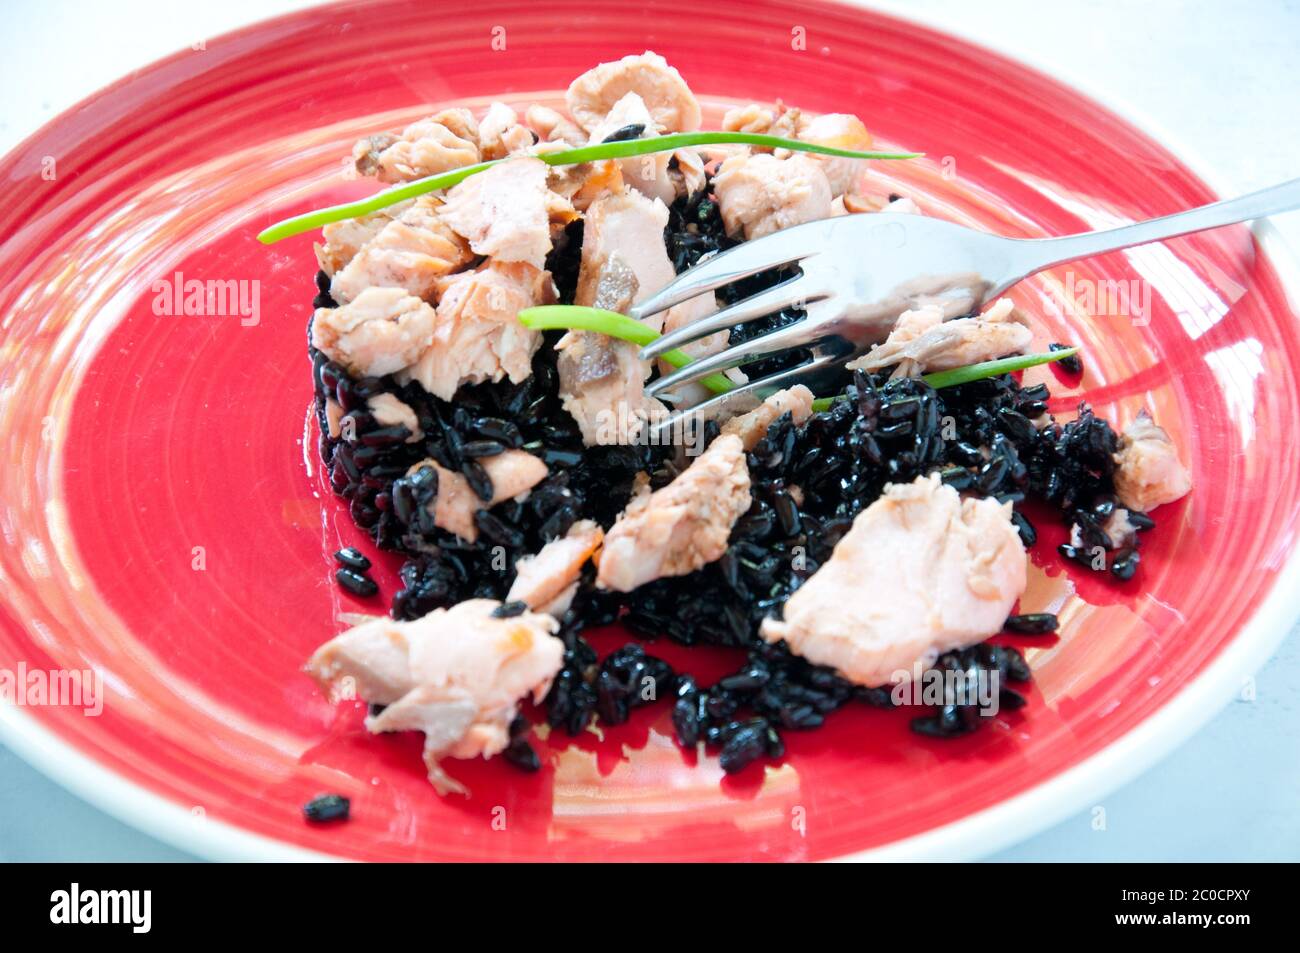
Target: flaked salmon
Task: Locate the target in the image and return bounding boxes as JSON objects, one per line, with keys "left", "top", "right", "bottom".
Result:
{"left": 847, "top": 298, "right": 1032, "bottom": 377}
{"left": 719, "top": 385, "right": 816, "bottom": 450}
{"left": 437, "top": 157, "right": 576, "bottom": 270}
{"left": 402, "top": 260, "right": 554, "bottom": 400}
{"left": 478, "top": 101, "right": 536, "bottom": 160}
{"left": 506, "top": 520, "right": 605, "bottom": 617}
{"left": 1112, "top": 411, "right": 1193, "bottom": 513}
{"left": 367, "top": 393, "right": 423, "bottom": 443}
{"left": 525, "top": 104, "right": 587, "bottom": 146}
{"left": 566, "top": 51, "right": 701, "bottom": 134}
{"left": 558, "top": 191, "right": 681, "bottom": 444}
{"left": 797, "top": 112, "right": 874, "bottom": 197}
{"left": 597, "top": 434, "right": 752, "bottom": 591}
{"left": 353, "top": 109, "right": 480, "bottom": 183}
{"left": 761, "top": 474, "right": 1027, "bottom": 687}
{"left": 408, "top": 451, "right": 549, "bottom": 543}
{"left": 314, "top": 202, "right": 409, "bottom": 277}
{"left": 586, "top": 92, "right": 677, "bottom": 206}
{"left": 311, "top": 286, "right": 435, "bottom": 379}
{"left": 712, "top": 153, "right": 833, "bottom": 240}
{"left": 306, "top": 599, "right": 563, "bottom": 794}
{"left": 329, "top": 196, "right": 473, "bottom": 305}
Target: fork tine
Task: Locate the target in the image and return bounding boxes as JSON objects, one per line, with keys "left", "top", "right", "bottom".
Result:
{"left": 646, "top": 319, "right": 826, "bottom": 398}
{"left": 639, "top": 275, "right": 824, "bottom": 362}
{"left": 646, "top": 352, "right": 843, "bottom": 442}
{"left": 629, "top": 230, "right": 822, "bottom": 323}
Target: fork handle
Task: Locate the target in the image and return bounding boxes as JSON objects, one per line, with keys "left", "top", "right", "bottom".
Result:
{"left": 1010, "top": 176, "right": 1300, "bottom": 277}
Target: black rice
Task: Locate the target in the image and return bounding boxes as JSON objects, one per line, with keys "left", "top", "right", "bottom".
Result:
{"left": 909, "top": 644, "right": 1031, "bottom": 738}
{"left": 335, "top": 567, "right": 378, "bottom": 598}
{"left": 1111, "top": 547, "right": 1140, "bottom": 580}
{"left": 303, "top": 793, "right": 350, "bottom": 823}
{"left": 1004, "top": 612, "right": 1059, "bottom": 635}
{"left": 502, "top": 714, "right": 541, "bottom": 772}
{"left": 601, "top": 123, "right": 647, "bottom": 143}
{"left": 333, "top": 547, "right": 371, "bottom": 572}
{"left": 1049, "top": 342, "right": 1083, "bottom": 375}
{"left": 593, "top": 644, "right": 674, "bottom": 726}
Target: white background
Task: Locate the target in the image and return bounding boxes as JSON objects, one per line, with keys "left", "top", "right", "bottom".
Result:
{"left": 1, "top": 0, "right": 1297, "bottom": 861}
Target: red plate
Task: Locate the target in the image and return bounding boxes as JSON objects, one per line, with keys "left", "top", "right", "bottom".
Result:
{"left": 2, "top": 0, "right": 1298, "bottom": 861}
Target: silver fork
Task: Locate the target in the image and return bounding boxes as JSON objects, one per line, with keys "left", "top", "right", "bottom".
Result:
{"left": 635, "top": 177, "right": 1300, "bottom": 427}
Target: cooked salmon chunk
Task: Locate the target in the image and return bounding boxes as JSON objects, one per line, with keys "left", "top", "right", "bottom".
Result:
{"left": 525, "top": 104, "right": 587, "bottom": 146}
{"left": 402, "top": 260, "right": 553, "bottom": 400}
{"left": 313, "top": 202, "right": 409, "bottom": 277}
{"left": 329, "top": 196, "right": 473, "bottom": 305}
{"left": 506, "top": 520, "right": 605, "bottom": 617}
{"left": 586, "top": 92, "right": 678, "bottom": 206}
{"left": 324, "top": 397, "right": 345, "bottom": 438}
{"left": 797, "top": 112, "right": 874, "bottom": 197}
{"left": 721, "top": 103, "right": 776, "bottom": 137}
{"left": 367, "top": 393, "right": 423, "bottom": 442}
{"left": 671, "top": 147, "right": 707, "bottom": 198}
{"left": 574, "top": 190, "right": 676, "bottom": 321}
{"left": 833, "top": 193, "right": 920, "bottom": 216}
{"left": 556, "top": 322, "right": 665, "bottom": 446}
{"left": 720, "top": 385, "right": 816, "bottom": 450}
{"left": 597, "top": 434, "right": 752, "bottom": 592}
{"left": 353, "top": 110, "right": 480, "bottom": 183}
{"left": 566, "top": 51, "right": 701, "bottom": 134}
{"left": 1112, "top": 412, "right": 1193, "bottom": 512}
{"left": 478, "top": 101, "right": 536, "bottom": 160}
{"left": 847, "top": 298, "right": 1032, "bottom": 377}
{"left": 311, "top": 287, "right": 436, "bottom": 378}
{"left": 544, "top": 155, "right": 626, "bottom": 212}
{"left": 558, "top": 191, "right": 682, "bottom": 444}
{"left": 306, "top": 599, "right": 563, "bottom": 794}
{"left": 437, "top": 157, "right": 576, "bottom": 269}
{"left": 1102, "top": 507, "right": 1142, "bottom": 548}
{"left": 409, "top": 451, "right": 549, "bottom": 543}
{"left": 761, "top": 474, "right": 1027, "bottom": 687}
{"left": 712, "top": 153, "right": 834, "bottom": 240}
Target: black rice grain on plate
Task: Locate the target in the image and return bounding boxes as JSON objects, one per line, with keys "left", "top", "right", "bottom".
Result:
{"left": 333, "top": 546, "right": 371, "bottom": 572}
{"left": 909, "top": 644, "right": 1032, "bottom": 738}
{"left": 502, "top": 714, "right": 541, "bottom": 772}
{"left": 1049, "top": 341, "right": 1083, "bottom": 375}
{"left": 335, "top": 567, "right": 378, "bottom": 598}
{"left": 1004, "top": 612, "right": 1059, "bottom": 635}
{"left": 593, "top": 644, "right": 674, "bottom": 727}
{"left": 303, "top": 793, "right": 350, "bottom": 823}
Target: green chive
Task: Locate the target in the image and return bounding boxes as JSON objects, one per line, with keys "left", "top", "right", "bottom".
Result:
{"left": 535, "top": 131, "right": 921, "bottom": 166}
{"left": 810, "top": 348, "right": 1080, "bottom": 411}
{"left": 517, "top": 305, "right": 734, "bottom": 395}
{"left": 921, "top": 347, "right": 1080, "bottom": 388}
{"left": 256, "top": 161, "right": 497, "bottom": 245}
{"left": 257, "top": 132, "right": 921, "bottom": 244}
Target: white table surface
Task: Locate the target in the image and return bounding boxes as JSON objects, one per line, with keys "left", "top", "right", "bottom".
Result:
{"left": 1, "top": 0, "right": 1297, "bottom": 862}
